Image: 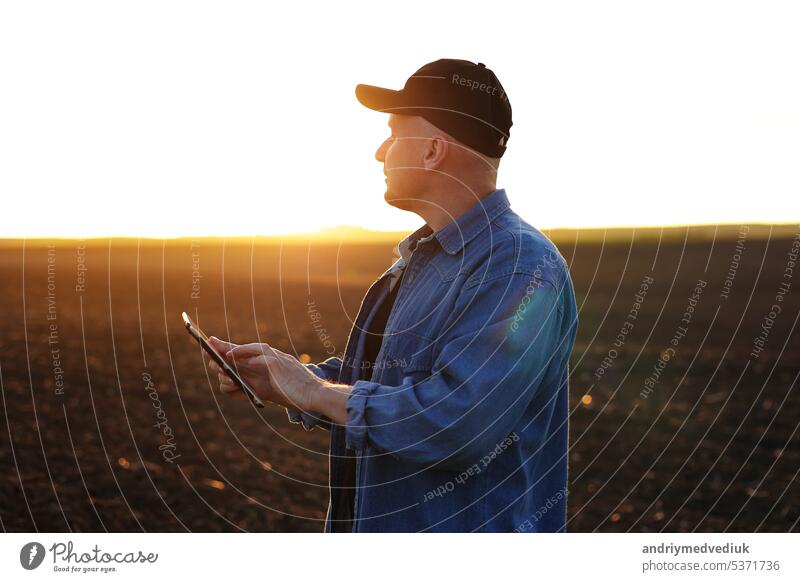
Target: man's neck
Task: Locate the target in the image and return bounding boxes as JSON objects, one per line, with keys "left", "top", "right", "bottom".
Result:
{"left": 420, "top": 186, "right": 498, "bottom": 232}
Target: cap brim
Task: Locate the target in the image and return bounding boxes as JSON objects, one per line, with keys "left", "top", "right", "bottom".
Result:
{"left": 355, "top": 84, "right": 407, "bottom": 113}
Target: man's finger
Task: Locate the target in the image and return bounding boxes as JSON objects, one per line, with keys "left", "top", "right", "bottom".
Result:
{"left": 227, "top": 342, "right": 277, "bottom": 360}
{"left": 218, "top": 372, "right": 234, "bottom": 389}
{"left": 209, "top": 336, "right": 238, "bottom": 354}
{"left": 220, "top": 383, "right": 247, "bottom": 400}
{"left": 242, "top": 353, "right": 282, "bottom": 370}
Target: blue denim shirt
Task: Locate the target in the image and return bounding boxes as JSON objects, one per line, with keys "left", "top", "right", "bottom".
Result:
{"left": 289, "top": 189, "right": 578, "bottom": 532}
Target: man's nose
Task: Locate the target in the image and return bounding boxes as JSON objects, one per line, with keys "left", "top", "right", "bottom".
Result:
{"left": 375, "top": 139, "right": 388, "bottom": 163}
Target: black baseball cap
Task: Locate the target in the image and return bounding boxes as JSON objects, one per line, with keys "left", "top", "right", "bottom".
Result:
{"left": 356, "top": 58, "right": 512, "bottom": 158}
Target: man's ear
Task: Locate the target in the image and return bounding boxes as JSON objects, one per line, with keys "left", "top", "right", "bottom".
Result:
{"left": 422, "top": 134, "right": 449, "bottom": 170}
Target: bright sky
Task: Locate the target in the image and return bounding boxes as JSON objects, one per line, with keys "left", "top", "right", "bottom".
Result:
{"left": 1, "top": 1, "right": 798, "bottom": 238}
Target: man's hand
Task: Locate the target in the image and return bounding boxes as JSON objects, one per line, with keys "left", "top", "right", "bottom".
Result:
{"left": 206, "top": 337, "right": 327, "bottom": 412}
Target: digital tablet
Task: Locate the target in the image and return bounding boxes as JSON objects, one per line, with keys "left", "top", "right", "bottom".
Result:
{"left": 181, "top": 312, "right": 265, "bottom": 408}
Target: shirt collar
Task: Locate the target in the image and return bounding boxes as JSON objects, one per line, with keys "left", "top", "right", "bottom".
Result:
{"left": 390, "top": 188, "right": 511, "bottom": 270}
{"left": 381, "top": 224, "right": 434, "bottom": 286}
{"left": 396, "top": 225, "right": 435, "bottom": 262}
{"left": 432, "top": 188, "right": 511, "bottom": 255}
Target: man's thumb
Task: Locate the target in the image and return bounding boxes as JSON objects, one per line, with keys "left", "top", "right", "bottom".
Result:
{"left": 209, "top": 336, "right": 236, "bottom": 354}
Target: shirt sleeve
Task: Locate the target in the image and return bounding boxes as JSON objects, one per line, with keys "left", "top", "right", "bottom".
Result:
{"left": 345, "top": 273, "right": 566, "bottom": 470}
{"left": 286, "top": 356, "right": 343, "bottom": 431}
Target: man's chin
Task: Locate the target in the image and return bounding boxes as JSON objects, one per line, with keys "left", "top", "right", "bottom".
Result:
{"left": 384, "top": 189, "right": 415, "bottom": 212}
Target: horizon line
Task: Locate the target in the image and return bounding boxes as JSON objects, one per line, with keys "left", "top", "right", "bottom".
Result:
{"left": 1, "top": 221, "right": 798, "bottom": 244}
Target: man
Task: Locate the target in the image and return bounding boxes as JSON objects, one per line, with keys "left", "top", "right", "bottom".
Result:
{"left": 209, "top": 59, "right": 579, "bottom": 532}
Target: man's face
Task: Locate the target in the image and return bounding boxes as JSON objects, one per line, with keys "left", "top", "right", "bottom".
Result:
{"left": 374, "top": 114, "right": 428, "bottom": 211}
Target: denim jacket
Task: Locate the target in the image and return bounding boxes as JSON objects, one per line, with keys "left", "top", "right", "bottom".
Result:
{"left": 289, "top": 189, "right": 578, "bottom": 532}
